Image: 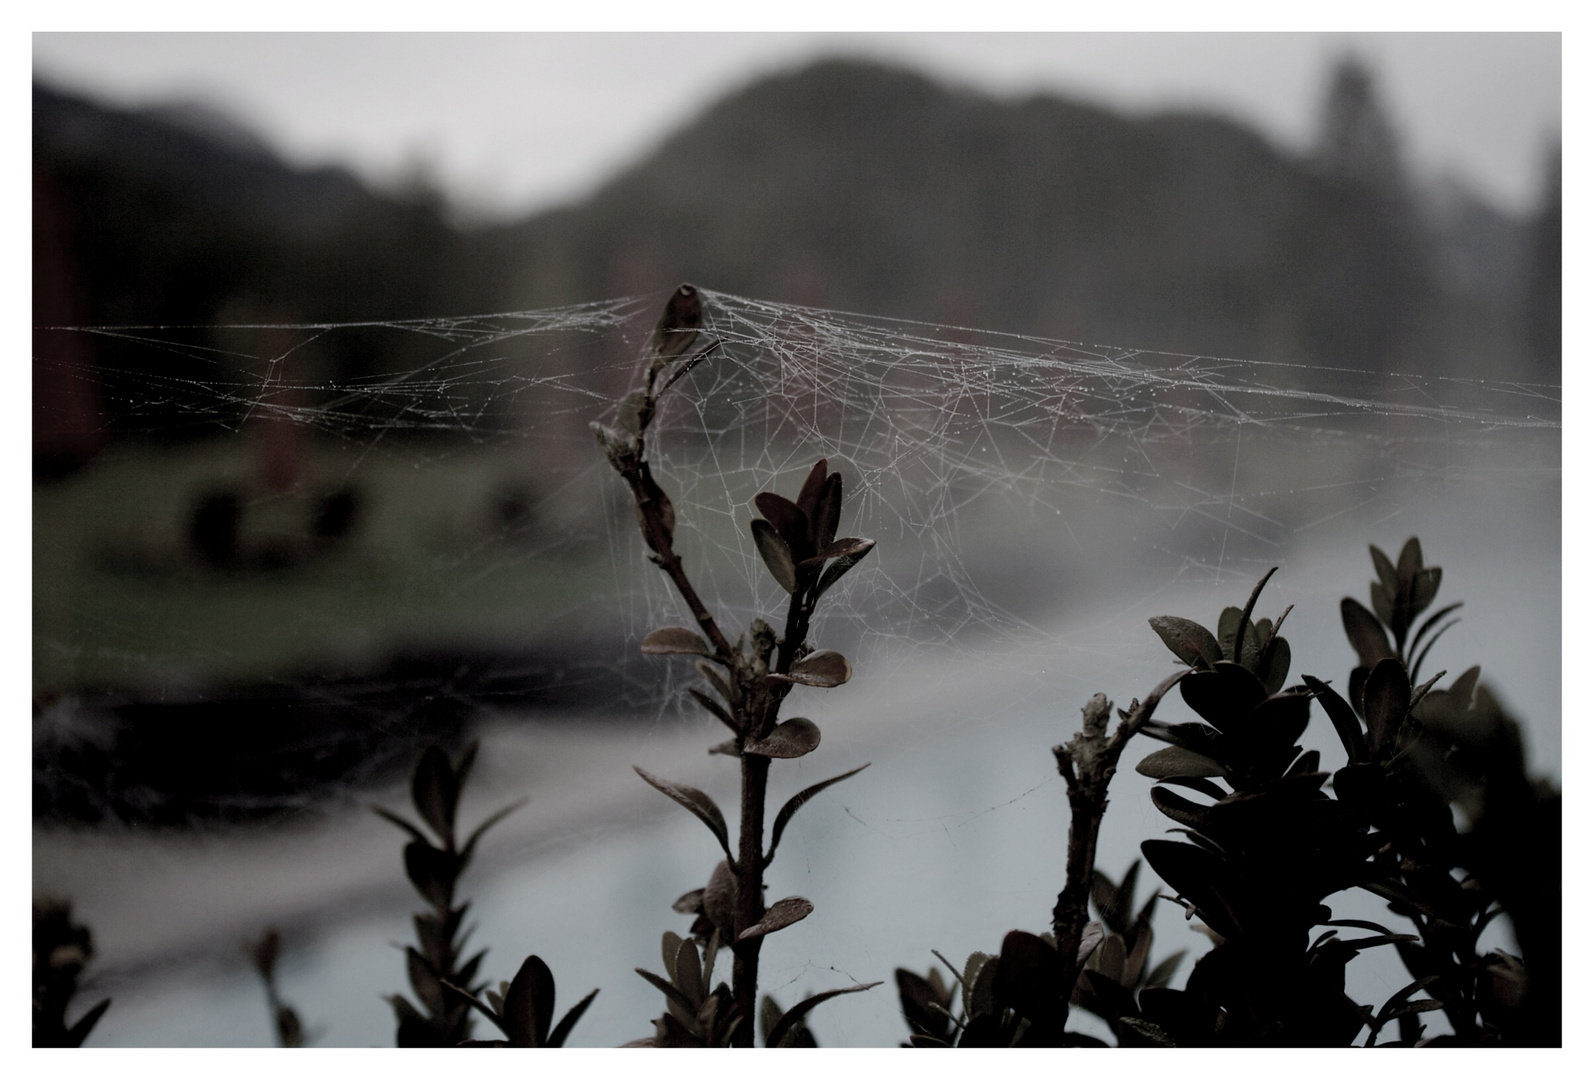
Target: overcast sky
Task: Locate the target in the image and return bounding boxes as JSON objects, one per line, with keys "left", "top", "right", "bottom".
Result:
{"left": 32, "top": 31, "right": 1562, "bottom": 220}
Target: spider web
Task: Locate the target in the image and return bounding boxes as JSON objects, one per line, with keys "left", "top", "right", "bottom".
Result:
{"left": 33, "top": 288, "right": 1561, "bottom": 1046}
{"left": 35, "top": 286, "right": 1560, "bottom": 730}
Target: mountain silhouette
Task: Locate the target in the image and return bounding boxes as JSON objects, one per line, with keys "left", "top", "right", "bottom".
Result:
{"left": 35, "top": 56, "right": 1544, "bottom": 456}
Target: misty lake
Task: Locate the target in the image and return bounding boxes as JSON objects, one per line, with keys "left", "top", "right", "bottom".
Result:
{"left": 37, "top": 480, "right": 1559, "bottom": 1047}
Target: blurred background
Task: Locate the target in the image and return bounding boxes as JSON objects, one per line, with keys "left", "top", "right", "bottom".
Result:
{"left": 33, "top": 32, "right": 1560, "bottom": 1047}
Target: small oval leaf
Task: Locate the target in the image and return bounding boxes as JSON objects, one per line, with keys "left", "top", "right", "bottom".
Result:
{"left": 814, "top": 544, "right": 873, "bottom": 598}
{"left": 737, "top": 896, "right": 815, "bottom": 941}
{"left": 1149, "top": 616, "right": 1223, "bottom": 668}
{"left": 798, "top": 537, "right": 875, "bottom": 570}
{"left": 744, "top": 717, "right": 821, "bottom": 758}
{"left": 769, "top": 649, "right": 851, "bottom": 688}
{"left": 641, "top": 626, "right": 714, "bottom": 657}
{"left": 1341, "top": 597, "right": 1395, "bottom": 667}
{"left": 751, "top": 519, "right": 797, "bottom": 594}
{"left": 1136, "top": 746, "right": 1226, "bottom": 779}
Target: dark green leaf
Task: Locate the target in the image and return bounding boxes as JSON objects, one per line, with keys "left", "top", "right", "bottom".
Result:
{"left": 797, "top": 536, "right": 875, "bottom": 570}
{"left": 703, "top": 860, "right": 736, "bottom": 940}
{"left": 651, "top": 283, "right": 702, "bottom": 361}
{"left": 1260, "top": 635, "right": 1291, "bottom": 695}
{"left": 1371, "top": 580, "right": 1395, "bottom": 629}
{"left": 813, "top": 472, "right": 843, "bottom": 552}
{"left": 407, "top": 947, "right": 448, "bottom": 1015}
{"left": 1370, "top": 544, "right": 1398, "bottom": 594}
{"left": 1139, "top": 720, "right": 1227, "bottom": 757}
{"left": 814, "top": 544, "right": 873, "bottom": 598}
{"left": 633, "top": 767, "right": 732, "bottom": 860}
{"left": 635, "top": 967, "right": 695, "bottom": 1017}
{"left": 547, "top": 988, "right": 598, "bottom": 1048}
{"left": 460, "top": 798, "right": 527, "bottom": 867}
{"left": 1396, "top": 537, "right": 1424, "bottom": 580}
{"left": 1408, "top": 601, "right": 1463, "bottom": 657}
{"left": 1376, "top": 975, "right": 1444, "bottom": 1025}
{"left": 1148, "top": 616, "right": 1223, "bottom": 668}
{"left": 751, "top": 519, "right": 797, "bottom": 594}
{"left": 1155, "top": 773, "right": 1229, "bottom": 800}
{"left": 963, "top": 952, "right": 997, "bottom": 1019}
{"left": 754, "top": 491, "right": 811, "bottom": 559}
{"left": 411, "top": 746, "right": 458, "bottom": 842}
{"left": 403, "top": 841, "right": 456, "bottom": 910}
{"left": 1217, "top": 606, "right": 1242, "bottom": 662}
{"left": 371, "top": 805, "right": 427, "bottom": 845}
{"left": 992, "top": 930, "right": 1064, "bottom": 1021}
{"left": 641, "top": 626, "right": 714, "bottom": 657}
{"left": 1363, "top": 658, "right": 1411, "bottom": 755}
{"left": 1141, "top": 839, "right": 1243, "bottom": 940}
{"left": 1324, "top": 917, "right": 1397, "bottom": 933}
{"left": 1115, "top": 861, "right": 1141, "bottom": 928}
{"left": 456, "top": 949, "right": 486, "bottom": 991}
{"left": 1179, "top": 663, "right": 1266, "bottom": 732}
{"left": 1409, "top": 624, "right": 1457, "bottom": 685}
{"left": 760, "top": 995, "right": 785, "bottom": 1046}
{"left": 1095, "top": 933, "right": 1127, "bottom": 984}
{"left": 1285, "top": 749, "right": 1321, "bottom": 777}
{"left": 768, "top": 763, "right": 870, "bottom": 861}
{"left": 896, "top": 969, "right": 953, "bottom": 1040}
{"left": 1409, "top": 566, "right": 1442, "bottom": 618}
{"left": 744, "top": 716, "right": 821, "bottom": 758}
{"left": 795, "top": 459, "right": 829, "bottom": 522}
{"left": 1449, "top": 665, "right": 1481, "bottom": 706}
{"left": 1303, "top": 675, "right": 1368, "bottom": 765}
{"left": 1090, "top": 870, "right": 1118, "bottom": 929}
{"left": 1143, "top": 951, "right": 1185, "bottom": 989}
{"left": 674, "top": 935, "right": 704, "bottom": 1005}
{"left": 1232, "top": 567, "right": 1278, "bottom": 661}
{"left": 737, "top": 896, "right": 814, "bottom": 941}
{"left": 661, "top": 930, "right": 685, "bottom": 980}
{"left": 1141, "top": 748, "right": 1224, "bottom": 783}
{"left": 1341, "top": 598, "right": 1395, "bottom": 668}
{"left": 1077, "top": 921, "right": 1105, "bottom": 965}
{"left": 502, "top": 954, "right": 556, "bottom": 1047}
{"left": 766, "top": 982, "right": 881, "bottom": 1048}
{"left": 1150, "top": 787, "right": 1212, "bottom": 831}
{"left": 64, "top": 998, "right": 111, "bottom": 1047}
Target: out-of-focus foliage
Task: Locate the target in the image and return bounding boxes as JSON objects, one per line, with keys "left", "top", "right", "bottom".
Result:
{"left": 248, "top": 928, "right": 308, "bottom": 1047}
{"left": 33, "top": 898, "right": 111, "bottom": 1047}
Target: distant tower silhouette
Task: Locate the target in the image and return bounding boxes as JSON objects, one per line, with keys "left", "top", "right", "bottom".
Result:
{"left": 1524, "top": 141, "right": 1561, "bottom": 380}
{"left": 1313, "top": 55, "right": 1406, "bottom": 196}
{"left": 1301, "top": 55, "right": 1429, "bottom": 375}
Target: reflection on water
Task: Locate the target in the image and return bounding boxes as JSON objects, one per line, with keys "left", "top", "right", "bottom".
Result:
{"left": 41, "top": 481, "right": 1558, "bottom": 1047}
